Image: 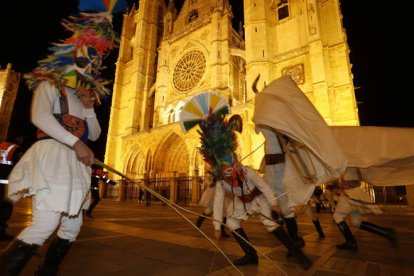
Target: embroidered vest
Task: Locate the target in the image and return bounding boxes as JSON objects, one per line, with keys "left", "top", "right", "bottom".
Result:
{"left": 37, "top": 90, "right": 89, "bottom": 143}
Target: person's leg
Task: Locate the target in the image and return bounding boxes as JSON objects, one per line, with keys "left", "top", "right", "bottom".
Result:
{"left": 260, "top": 202, "right": 311, "bottom": 270}
{"left": 227, "top": 217, "right": 258, "bottom": 266}
{"left": 0, "top": 208, "right": 61, "bottom": 275}
{"left": 312, "top": 218, "right": 325, "bottom": 238}
{"left": 305, "top": 202, "right": 325, "bottom": 238}
{"left": 195, "top": 207, "right": 212, "bottom": 228}
{"left": 284, "top": 215, "right": 305, "bottom": 249}
{"left": 36, "top": 213, "right": 83, "bottom": 276}
{"left": 272, "top": 226, "right": 313, "bottom": 270}
{"left": 85, "top": 190, "right": 99, "bottom": 218}
{"left": 333, "top": 198, "right": 357, "bottom": 250}
{"left": 359, "top": 220, "right": 396, "bottom": 246}
{"left": 220, "top": 216, "right": 230, "bottom": 238}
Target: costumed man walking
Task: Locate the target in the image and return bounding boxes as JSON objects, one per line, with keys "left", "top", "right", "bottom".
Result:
{"left": 0, "top": 141, "right": 24, "bottom": 240}
{"left": 85, "top": 165, "right": 115, "bottom": 219}
{"left": 0, "top": 1, "right": 128, "bottom": 275}
{"left": 179, "top": 92, "right": 312, "bottom": 270}
{"left": 257, "top": 126, "right": 306, "bottom": 253}
{"left": 252, "top": 75, "right": 350, "bottom": 258}
{"left": 333, "top": 168, "right": 396, "bottom": 250}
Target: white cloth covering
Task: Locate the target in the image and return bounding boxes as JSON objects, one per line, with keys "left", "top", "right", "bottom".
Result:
{"left": 333, "top": 186, "right": 382, "bottom": 226}
{"left": 331, "top": 126, "right": 414, "bottom": 186}
{"left": 253, "top": 76, "right": 347, "bottom": 207}
{"left": 7, "top": 81, "right": 100, "bottom": 216}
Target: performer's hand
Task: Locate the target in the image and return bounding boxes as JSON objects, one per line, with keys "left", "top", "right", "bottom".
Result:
{"left": 73, "top": 140, "right": 94, "bottom": 166}
{"left": 214, "top": 230, "right": 221, "bottom": 240}
{"left": 77, "top": 87, "right": 95, "bottom": 109}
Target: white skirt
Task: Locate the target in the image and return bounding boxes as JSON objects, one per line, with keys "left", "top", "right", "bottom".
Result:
{"left": 8, "top": 139, "right": 91, "bottom": 216}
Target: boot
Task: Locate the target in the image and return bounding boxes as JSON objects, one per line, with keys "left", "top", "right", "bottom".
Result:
{"left": 272, "top": 227, "right": 313, "bottom": 271}
{"left": 312, "top": 219, "right": 325, "bottom": 238}
{"left": 232, "top": 228, "right": 258, "bottom": 266}
{"left": 195, "top": 215, "right": 206, "bottom": 228}
{"left": 336, "top": 220, "right": 358, "bottom": 250}
{"left": 0, "top": 239, "right": 38, "bottom": 276}
{"left": 359, "top": 221, "right": 396, "bottom": 246}
{"left": 221, "top": 217, "right": 230, "bottom": 238}
{"left": 284, "top": 217, "right": 305, "bottom": 248}
{"left": 284, "top": 217, "right": 305, "bottom": 257}
{"left": 35, "top": 236, "right": 72, "bottom": 276}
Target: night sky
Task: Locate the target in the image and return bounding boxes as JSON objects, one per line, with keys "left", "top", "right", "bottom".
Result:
{"left": 0, "top": 1, "right": 412, "bottom": 155}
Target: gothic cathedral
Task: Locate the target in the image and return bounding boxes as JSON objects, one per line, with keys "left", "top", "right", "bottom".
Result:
{"left": 105, "top": 0, "right": 359, "bottom": 198}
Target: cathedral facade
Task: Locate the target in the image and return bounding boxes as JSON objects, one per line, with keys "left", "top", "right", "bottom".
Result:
{"left": 0, "top": 63, "right": 20, "bottom": 142}
{"left": 105, "top": 0, "right": 359, "bottom": 202}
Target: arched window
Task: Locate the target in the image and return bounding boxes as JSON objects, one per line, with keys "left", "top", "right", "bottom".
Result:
{"left": 277, "top": 0, "right": 289, "bottom": 21}
{"left": 168, "top": 109, "right": 175, "bottom": 123}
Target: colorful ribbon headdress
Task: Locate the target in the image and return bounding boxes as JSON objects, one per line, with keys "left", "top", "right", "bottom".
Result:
{"left": 24, "top": 0, "right": 129, "bottom": 99}
{"left": 180, "top": 92, "right": 242, "bottom": 179}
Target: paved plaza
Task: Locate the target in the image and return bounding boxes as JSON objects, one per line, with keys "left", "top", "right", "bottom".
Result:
{"left": 1, "top": 198, "right": 413, "bottom": 276}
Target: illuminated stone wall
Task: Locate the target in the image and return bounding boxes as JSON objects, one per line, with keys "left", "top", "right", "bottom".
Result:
{"left": 105, "top": 0, "right": 359, "bottom": 185}
{"left": 0, "top": 63, "right": 20, "bottom": 142}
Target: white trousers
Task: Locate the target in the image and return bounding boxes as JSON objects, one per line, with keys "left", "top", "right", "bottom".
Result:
{"left": 17, "top": 198, "right": 83, "bottom": 245}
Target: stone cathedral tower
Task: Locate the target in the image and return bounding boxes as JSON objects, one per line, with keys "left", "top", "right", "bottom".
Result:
{"left": 105, "top": 0, "right": 359, "bottom": 202}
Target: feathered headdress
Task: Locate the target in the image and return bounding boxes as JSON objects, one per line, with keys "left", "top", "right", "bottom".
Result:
{"left": 180, "top": 92, "right": 243, "bottom": 180}
{"left": 24, "top": 0, "right": 128, "bottom": 101}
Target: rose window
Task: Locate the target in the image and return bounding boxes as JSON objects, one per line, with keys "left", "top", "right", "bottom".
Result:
{"left": 173, "top": 50, "right": 206, "bottom": 92}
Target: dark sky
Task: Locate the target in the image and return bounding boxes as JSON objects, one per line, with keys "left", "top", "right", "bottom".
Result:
{"left": 0, "top": 1, "right": 412, "bottom": 153}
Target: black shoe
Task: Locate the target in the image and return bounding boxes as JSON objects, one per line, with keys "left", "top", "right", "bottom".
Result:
{"left": 336, "top": 221, "right": 358, "bottom": 250}
{"left": 336, "top": 242, "right": 358, "bottom": 250}
{"left": 221, "top": 230, "right": 230, "bottom": 238}
{"left": 232, "top": 254, "right": 258, "bottom": 266}
{"left": 272, "top": 227, "right": 312, "bottom": 270}
{"left": 195, "top": 216, "right": 205, "bottom": 228}
{"left": 232, "top": 228, "right": 258, "bottom": 266}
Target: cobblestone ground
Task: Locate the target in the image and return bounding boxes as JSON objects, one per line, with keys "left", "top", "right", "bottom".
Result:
{"left": 1, "top": 198, "right": 413, "bottom": 276}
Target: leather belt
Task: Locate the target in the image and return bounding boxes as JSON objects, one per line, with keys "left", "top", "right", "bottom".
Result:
{"left": 265, "top": 153, "right": 285, "bottom": 165}
{"left": 225, "top": 187, "right": 262, "bottom": 203}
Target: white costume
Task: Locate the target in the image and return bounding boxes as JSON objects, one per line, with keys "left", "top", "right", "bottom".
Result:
{"left": 333, "top": 184, "right": 382, "bottom": 227}
{"left": 213, "top": 166, "right": 279, "bottom": 232}
{"left": 7, "top": 81, "right": 101, "bottom": 244}
{"left": 257, "top": 126, "right": 295, "bottom": 218}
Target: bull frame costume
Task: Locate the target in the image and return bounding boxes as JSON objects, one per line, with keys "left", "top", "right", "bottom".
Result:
{"left": 253, "top": 75, "right": 411, "bottom": 252}
{"left": 179, "top": 92, "right": 313, "bottom": 270}
{"left": 0, "top": 1, "right": 128, "bottom": 275}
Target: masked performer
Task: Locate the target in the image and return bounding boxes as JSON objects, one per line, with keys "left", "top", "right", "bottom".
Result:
{"left": 0, "top": 1, "right": 128, "bottom": 275}
{"left": 180, "top": 92, "right": 312, "bottom": 270}
{"left": 333, "top": 168, "right": 396, "bottom": 250}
